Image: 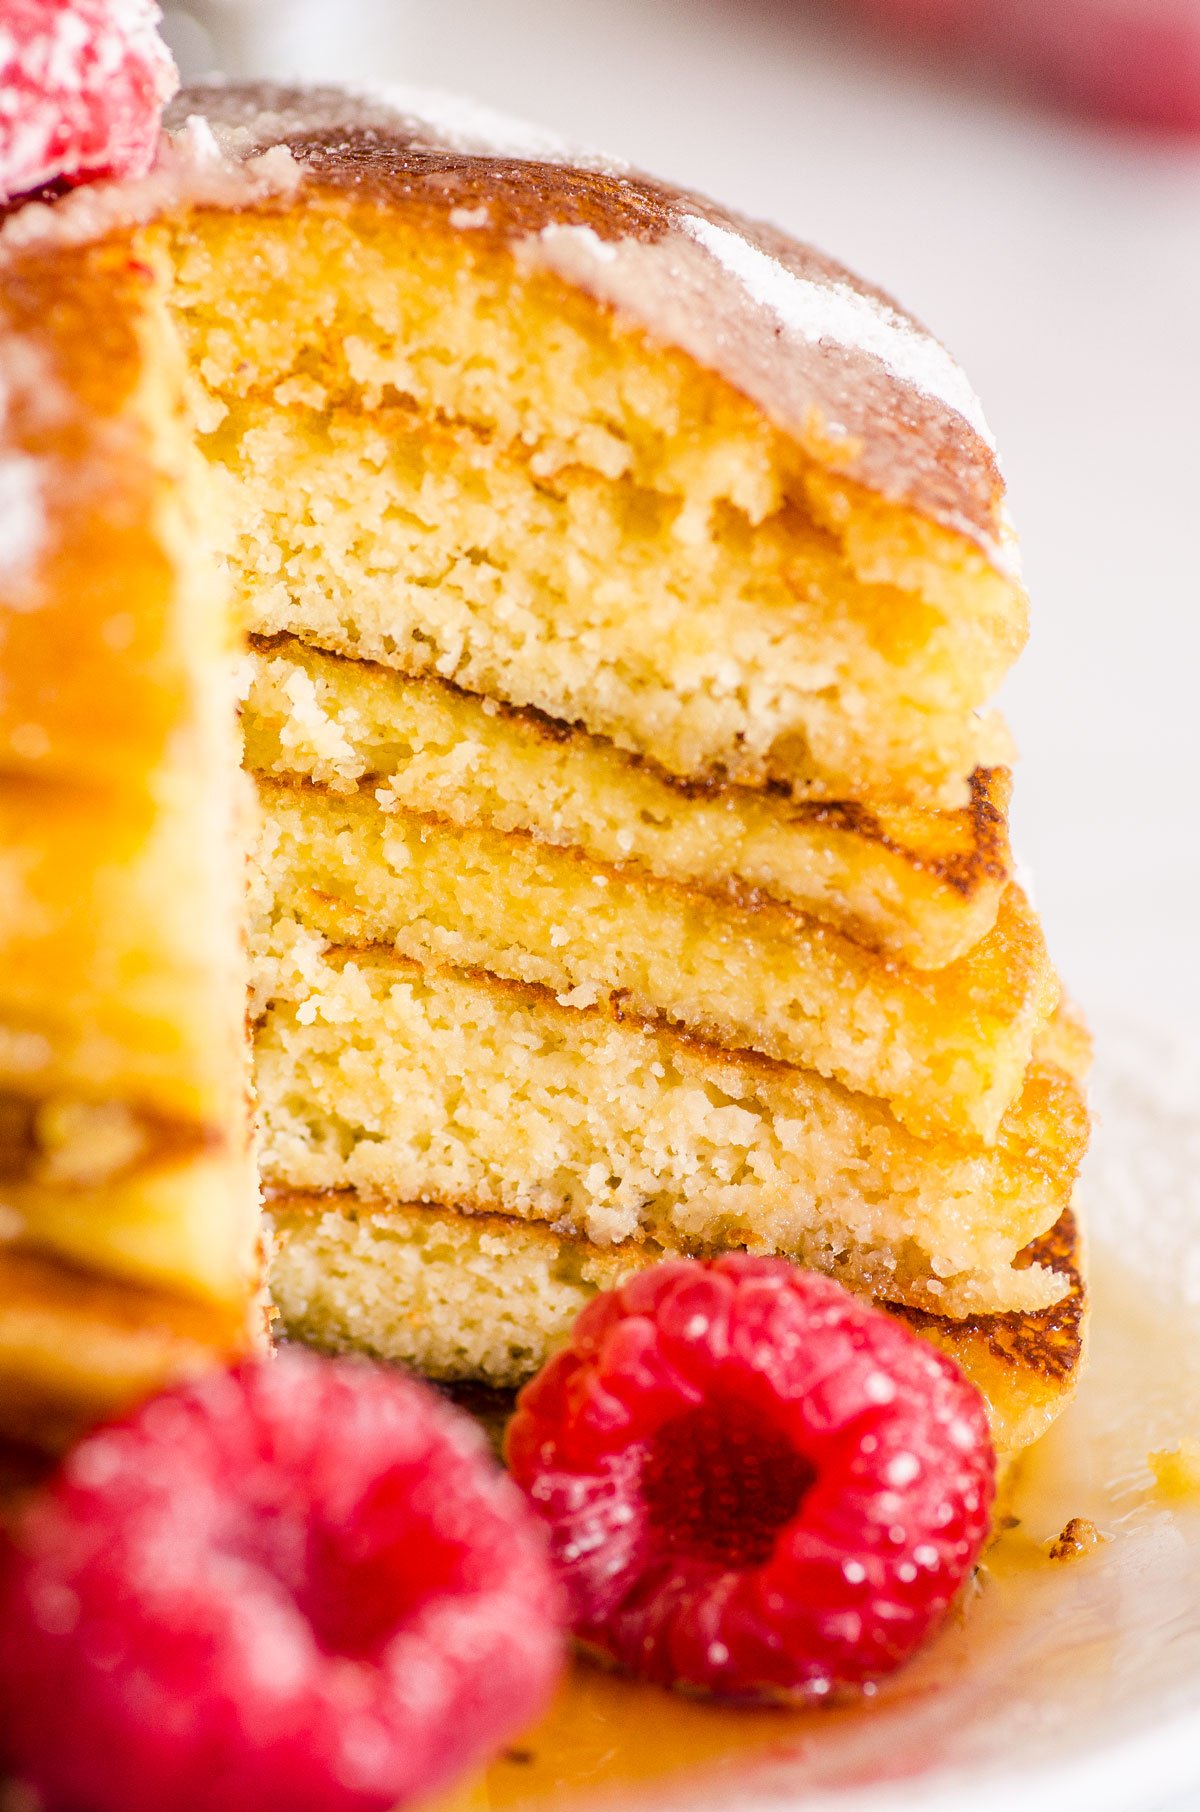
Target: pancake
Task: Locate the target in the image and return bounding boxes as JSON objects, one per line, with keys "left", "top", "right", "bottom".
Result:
{"left": 167, "top": 82, "right": 1026, "bottom": 812}
{"left": 253, "top": 780, "right": 1056, "bottom": 1142}
{"left": 0, "top": 1091, "right": 255, "bottom": 1302}
{"left": 244, "top": 635, "right": 1012, "bottom": 971}
{"left": 209, "top": 375, "right": 1012, "bottom": 810}
{"left": 267, "top": 1199, "right": 1086, "bottom": 1461}
{"left": 0, "top": 767, "right": 249, "bottom": 1118}
{"left": 0, "top": 1247, "right": 252, "bottom": 1452}
{"left": 0, "top": 234, "right": 258, "bottom": 1447}
{"left": 892, "top": 1209, "right": 1086, "bottom": 1457}
{"left": 252, "top": 937, "right": 1087, "bottom": 1317}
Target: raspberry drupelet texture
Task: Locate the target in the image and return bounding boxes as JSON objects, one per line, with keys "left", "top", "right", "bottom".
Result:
{"left": 0, "top": 0, "right": 178, "bottom": 204}
{"left": 507, "top": 1256, "right": 996, "bottom": 1701}
{"left": 0, "top": 1351, "right": 565, "bottom": 1812}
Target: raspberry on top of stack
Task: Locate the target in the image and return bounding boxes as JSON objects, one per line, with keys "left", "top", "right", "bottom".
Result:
{"left": 0, "top": 70, "right": 1088, "bottom": 1462}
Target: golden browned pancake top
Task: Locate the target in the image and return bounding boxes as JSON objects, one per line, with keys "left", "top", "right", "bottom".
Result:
{"left": 160, "top": 82, "right": 1010, "bottom": 574}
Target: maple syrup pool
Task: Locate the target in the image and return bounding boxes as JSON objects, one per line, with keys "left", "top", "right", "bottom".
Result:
{"left": 436, "top": 1246, "right": 1200, "bottom": 1811}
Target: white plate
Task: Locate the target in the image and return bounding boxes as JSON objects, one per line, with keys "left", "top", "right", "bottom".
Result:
{"left": 468, "top": 1014, "right": 1200, "bottom": 1812}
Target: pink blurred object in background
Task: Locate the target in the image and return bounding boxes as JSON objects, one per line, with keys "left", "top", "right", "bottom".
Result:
{"left": 848, "top": 0, "right": 1200, "bottom": 131}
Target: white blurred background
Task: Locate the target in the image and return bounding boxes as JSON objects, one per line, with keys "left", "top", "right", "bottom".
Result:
{"left": 165, "top": 0, "right": 1200, "bottom": 1043}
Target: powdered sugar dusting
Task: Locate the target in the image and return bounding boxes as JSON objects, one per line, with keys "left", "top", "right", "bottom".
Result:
{"left": 0, "top": 451, "right": 42, "bottom": 592}
{"left": 539, "top": 222, "right": 619, "bottom": 265}
{"left": 170, "top": 80, "right": 622, "bottom": 175}
{"left": 448, "top": 204, "right": 491, "bottom": 231}
{"left": 0, "top": 113, "right": 300, "bottom": 257}
{"left": 0, "top": 443, "right": 43, "bottom": 581}
{"left": 0, "top": 360, "right": 45, "bottom": 588}
{"left": 367, "top": 83, "right": 617, "bottom": 168}
{"left": 679, "top": 214, "right": 996, "bottom": 452}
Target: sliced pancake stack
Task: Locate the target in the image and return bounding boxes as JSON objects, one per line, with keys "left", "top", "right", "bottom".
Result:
{"left": 0, "top": 83, "right": 1089, "bottom": 1460}
{"left": 174, "top": 86, "right": 1088, "bottom": 1457}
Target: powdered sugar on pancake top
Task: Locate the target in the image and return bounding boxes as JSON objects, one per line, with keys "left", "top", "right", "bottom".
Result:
{"left": 0, "top": 113, "right": 300, "bottom": 256}
{"left": 678, "top": 214, "right": 996, "bottom": 453}
{"left": 0, "top": 342, "right": 48, "bottom": 590}
{"left": 367, "top": 84, "right": 621, "bottom": 169}
{"left": 171, "top": 80, "right": 622, "bottom": 174}
{"left": 538, "top": 222, "right": 619, "bottom": 264}
{"left": 0, "top": 430, "right": 43, "bottom": 585}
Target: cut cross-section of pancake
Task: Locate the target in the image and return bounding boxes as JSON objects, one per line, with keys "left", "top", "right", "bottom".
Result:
{"left": 207, "top": 383, "right": 1013, "bottom": 809}
{"left": 253, "top": 779, "right": 1056, "bottom": 1143}
{"left": 891, "top": 1209, "right": 1086, "bottom": 1460}
{"left": 251, "top": 927, "right": 1087, "bottom": 1317}
{"left": 244, "top": 635, "right": 1012, "bottom": 971}
{"left": 168, "top": 83, "right": 1029, "bottom": 811}
{"left": 266, "top": 1199, "right": 1086, "bottom": 1462}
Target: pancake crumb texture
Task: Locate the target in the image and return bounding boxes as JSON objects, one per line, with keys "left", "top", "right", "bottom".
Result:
{"left": 252, "top": 780, "right": 1057, "bottom": 1143}
{"left": 174, "top": 203, "right": 1020, "bottom": 808}
{"left": 266, "top": 1196, "right": 1084, "bottom": 1459}
{"left": 253, "top": 928, "right": 1085, "bottom": 1316}
{"left": 244, "top": 638, "right": 1012, "bottom": 970}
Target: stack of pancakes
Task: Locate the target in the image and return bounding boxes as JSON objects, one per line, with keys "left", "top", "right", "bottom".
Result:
{"left": 0, "top": 84, "right": 1088, "bottom": 1462}
{"left": 0, "top": 239, "right": 256, "bottom": 1446}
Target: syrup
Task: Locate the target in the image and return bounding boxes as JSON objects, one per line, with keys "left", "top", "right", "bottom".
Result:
{"left": 433, "top": 1245, "right": 1200, "bottom": 1810}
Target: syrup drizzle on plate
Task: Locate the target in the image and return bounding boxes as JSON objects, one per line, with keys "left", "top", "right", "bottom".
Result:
{"left": 436, "top": 1244, "right": 1200, "bottom": 1811}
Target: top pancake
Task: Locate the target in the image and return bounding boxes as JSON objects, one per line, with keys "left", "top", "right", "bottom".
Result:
{"left": 1, "top": 83, "right": 1027, "bottom": 809}
{"left": 163, "top": 82, "right": 1013, "bottom": 577}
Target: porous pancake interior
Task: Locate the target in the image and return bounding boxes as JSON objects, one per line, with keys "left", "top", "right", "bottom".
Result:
{"left": 244, "top": 636, "right": 1011, "bottom": 970}
{"left": 265, "top": 1196, "right": 1086, "bottom": 1460}
{"left": 251, "top": 924, "right": 1088, "bottom": 1316}
{"left": 166, "top": 200, "right": 1019, "bottom": 806}
{"left": 253, "top": 778, "right": 1057, "bottom": 1143}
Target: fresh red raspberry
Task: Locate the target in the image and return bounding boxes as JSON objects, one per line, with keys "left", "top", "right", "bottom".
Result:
{"left": 0, "top": 0, "right": 178, "bottom": 204}
{"left": 848, "top": 0, "right": 1200, "bottom": 133}
{"left": 507, "top": 1256, "right": 995, "bottom": 1702}
{"left": 0, "top": 1351, "right": 564, "bottom": 1812}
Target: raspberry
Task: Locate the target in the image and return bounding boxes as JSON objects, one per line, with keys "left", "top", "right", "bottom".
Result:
{"left": 850, "top": 0, "right": 1200, "bottom": 133}
{"left": 0, "top": 0, "right": 178, "bottom": 204}
{"left": 0, "top": 1352, "right": 564, "bottom": 1812}
{"left": 507, "top": 1256, "right": 995, "bottom": 1701}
